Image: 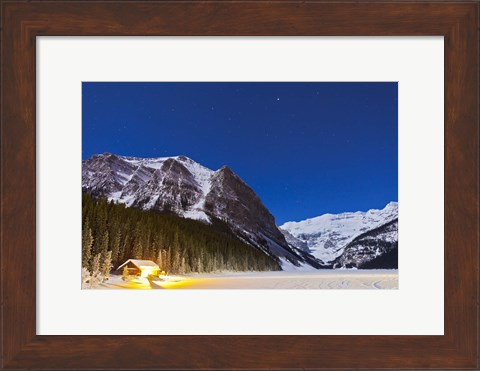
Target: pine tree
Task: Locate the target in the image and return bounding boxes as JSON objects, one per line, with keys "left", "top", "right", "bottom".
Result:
{"left": 120, "top": 238, "right": 130, "bottom": 263}
{"left": 154, "top": 234, "right": 164, "bottom": 259}
{"left": 89, "top": 253, "right": 102, "bottom": 288}
{"left": 144, "top": 229, "right": 152, "bottom": 260}
{"left": 122, "top": 265, "right": 129, "bottom": 281}
{"left": 132, "top": 222, "right": 143, "bottom": 259}
{"left": 92, "top": 253, "right": 101, "bottom": 275}
{"left": 144, "top": 240, "right": 153, "bottom": 261}
{"left": 132, "top": 238, "right": 143, "bottom": 259}
{"left": 172, "top": 250, "right": 181, "bottom": 273}
{"left": 82, "top": 221, "right": 94, "bottom": 270}
{"left": 156, "top": 249, "right": 164, "bottom": 271}
{"left": 101, "top": 250, "right": 113, "bottom": 281}
{"left": 162, "top": 249, "right": 168, "bottom": 273}
{"left": 165, "top": 247, "right": 172, "bottom": 273}
{"left": 110, "top": 229, "right": 121, "bottom": 265}
{"left": 95, "top": 229, "right": 109, "bottom": 257}
{"left": 173, "top": 230, "right": 181, "bottom": 250}
{"left": 179, "top": 257, "right": 186, "bottom": 274}
{"left": 196, "top": 257, "right": 203, "bottom": 273}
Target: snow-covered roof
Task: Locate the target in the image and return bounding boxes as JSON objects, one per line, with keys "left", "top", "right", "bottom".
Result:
{"left": 117, "top": 259, "right": 159, "bottom": 270}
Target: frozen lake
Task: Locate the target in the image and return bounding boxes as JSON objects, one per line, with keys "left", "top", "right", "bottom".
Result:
{"left": 97, "top": 269, "right": 398, "bottom": 290}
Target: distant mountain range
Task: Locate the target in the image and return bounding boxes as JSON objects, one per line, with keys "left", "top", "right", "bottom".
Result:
{"left": 331, "top": 218, "right": 398, "bottom": 269}
{"left": 279, "top": 202, "right": 398, "bottom": 266}
{"left": 82, "top": 153, "right": 398, "bottom": 270}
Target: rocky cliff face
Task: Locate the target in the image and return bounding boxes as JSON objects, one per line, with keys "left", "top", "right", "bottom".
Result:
{"left": 204, "top": 165, "right": 301, "bottom": 262}
{"left": 332, "top": 219, "right": 398, "bottom": 269}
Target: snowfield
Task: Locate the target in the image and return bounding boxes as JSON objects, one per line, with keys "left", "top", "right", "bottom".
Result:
{"left": 93, "top": 270, "right": 398, "bottom": 290}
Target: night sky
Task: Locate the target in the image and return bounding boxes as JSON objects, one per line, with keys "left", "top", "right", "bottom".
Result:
{"left": 82, "top": 82, "right": 398, "bottom": 224}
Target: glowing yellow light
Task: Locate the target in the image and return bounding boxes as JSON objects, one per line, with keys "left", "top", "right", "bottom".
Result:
{"left": 140, "top": 267, "right": 157, "bottom": 277}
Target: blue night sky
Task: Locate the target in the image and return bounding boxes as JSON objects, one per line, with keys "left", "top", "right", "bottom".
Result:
{"left": 82, "top": 82, "right": 398, "bottom": 224}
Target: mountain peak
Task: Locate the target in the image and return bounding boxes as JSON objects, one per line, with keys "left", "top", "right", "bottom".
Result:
{"left": 176, "top": 155, "right": 194, "bottom": 163}
{"left": 219, "top": 164, "right": 232, "bottom": 172}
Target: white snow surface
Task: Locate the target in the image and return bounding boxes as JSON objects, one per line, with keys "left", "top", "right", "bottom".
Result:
{"left": 280, "top": 202, "right": 398, "bottom": 263}
{"left": 180, "top": 158, "right": 213, "bottom": 222}
{"left": 93, "top": 270, "right": 399, "bottom": 290}
{"left": 279, "top": 258, "right": 319, "bottom": 272}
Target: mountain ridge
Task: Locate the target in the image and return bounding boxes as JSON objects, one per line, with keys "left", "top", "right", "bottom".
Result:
{"left": 332, "top": 218, "right": 398, "bottom": 269}
{"left": 279, "top": 202, "right": 398, "bottom": 263}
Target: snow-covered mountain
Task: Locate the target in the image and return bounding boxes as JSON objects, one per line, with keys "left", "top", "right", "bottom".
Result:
{"left": 82, "top": 153, "right": 315, "bottom": 268}
{"left": 332, "top": 218, "right": 398, "bottom": 269}
{"left": 83, "top": 153, "right": 214, "bottom": 221}
{"left": 279, "top": 202, "right": 398, "bottom": 263}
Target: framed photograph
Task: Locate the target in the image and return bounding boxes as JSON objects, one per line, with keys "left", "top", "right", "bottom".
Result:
{"left": 80, "top": 81, "right": 399, "bottom": 290}
{"left": 1, "top": 1, "right": 478, "bottom": 370}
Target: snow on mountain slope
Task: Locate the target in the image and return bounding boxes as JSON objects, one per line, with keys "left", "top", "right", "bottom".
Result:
{"left": 279, "top": 202, "right": 398, "bottom": 263}
{"left": 278, "top": 228, "right": 310, "bottom": 253}
{"left": 332, "top": 219, "right": 398, "bottom": 269}
{"left": 83, "top": 153, "right": 213, "bottom": 222}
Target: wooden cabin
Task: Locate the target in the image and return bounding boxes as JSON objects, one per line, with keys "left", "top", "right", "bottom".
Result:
{"left": 117, "top": 259, "right": 160, "bottom": 277}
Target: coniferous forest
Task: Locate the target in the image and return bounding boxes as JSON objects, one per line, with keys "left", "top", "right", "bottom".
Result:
{"left": 82, "top": 193, "right": 281, "bottom": 280}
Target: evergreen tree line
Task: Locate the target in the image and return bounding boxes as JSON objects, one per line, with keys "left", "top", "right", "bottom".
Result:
{"left": 82, "top": 193, "right": 281, "bottom": 276}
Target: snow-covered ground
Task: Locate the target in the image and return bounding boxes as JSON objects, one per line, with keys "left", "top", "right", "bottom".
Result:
{"left": 92, "top": 270, "right": 398, "bottom": 290}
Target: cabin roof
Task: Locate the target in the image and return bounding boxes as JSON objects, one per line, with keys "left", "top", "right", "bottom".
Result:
{"left": 117, "top": 259, "right": 159, "bottom": 271}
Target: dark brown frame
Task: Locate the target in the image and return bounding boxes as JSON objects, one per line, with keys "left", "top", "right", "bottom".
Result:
{"left": 1, "top": 1, "right": 478, "bottom": 369}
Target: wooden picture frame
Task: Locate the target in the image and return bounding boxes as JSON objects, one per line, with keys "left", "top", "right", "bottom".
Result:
{"left": 1, "top": 1, "right": 478, "bottom": 369}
